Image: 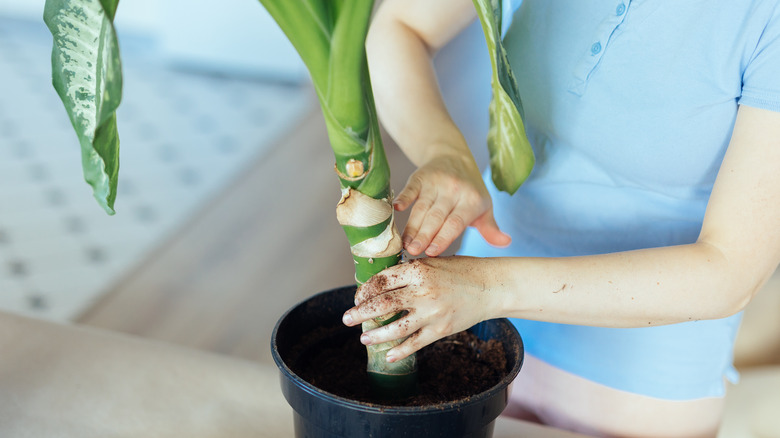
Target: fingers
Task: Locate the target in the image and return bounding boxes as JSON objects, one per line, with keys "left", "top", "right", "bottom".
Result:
{"left": 386, "top": 330, "right": 438, "bottom": 363}
{"left": 358, "top": 313, "right": 416, "bottom": 346}
{"left": 355, "top": 314, "right": 455, "bottom": 363}
{"left": 341, "top": 257, "right": 479, "bottom": 363}
{"left": 395, "top": 172, "right": 453, "bottom": 256}
{"left": 399, "top": 174, "right": 466, "bottom": 257}
{"left": 472, "top": 210, "right": 512, "bottom": 248}
{"left": 349, "top": 305, "right": 445, "bottom": 363}
{"left": 426, "top": 205, "right": 470, "bottom": 257}
{"left": 344, "top": 289, "right": 406, "bottom": 326}
{"left": 406, "top": 198, "right": 505, "bottom": 257}
{"left": 395, "top": 159, "right": 506, "bottom": 256}
{"left": 365, "top": 322, "right": 442, "bottom": 364}
{"left": 393, "top": 173, "right": 422, "bottom": 212}
{"left": 406, "top": 194, "right": 456, "bottom": 256}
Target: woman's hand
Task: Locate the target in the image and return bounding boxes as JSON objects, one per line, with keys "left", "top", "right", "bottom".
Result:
{"left": 394, "top": 153, "right": 511, "bottom": 257}
{"left": 342, "top": 257, "right": 499, "bottom": 363}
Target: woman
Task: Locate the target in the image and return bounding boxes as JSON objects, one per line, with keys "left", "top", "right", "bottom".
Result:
{"left": 341, "top": 0, "right": 780, "bottom": 436}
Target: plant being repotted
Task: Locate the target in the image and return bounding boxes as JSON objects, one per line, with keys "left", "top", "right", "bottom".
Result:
{"left": 43, "top": 0, "right": 531, "bottom": 435}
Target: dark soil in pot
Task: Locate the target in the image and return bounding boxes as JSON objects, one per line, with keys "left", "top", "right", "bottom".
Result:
{"left": 272, "top": 285, "right": 524, "bottom": 438}
{"left": 293, "top": 323, "right": 509, "bottom": 406}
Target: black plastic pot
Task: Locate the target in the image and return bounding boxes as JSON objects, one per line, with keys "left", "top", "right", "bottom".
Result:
{"left": 271, "top": 285, "right": 524, "bottom": 438}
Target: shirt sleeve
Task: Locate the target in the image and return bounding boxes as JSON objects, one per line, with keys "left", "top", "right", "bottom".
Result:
{"left": 739, "top": 2, "right": 780, "bottom": 112}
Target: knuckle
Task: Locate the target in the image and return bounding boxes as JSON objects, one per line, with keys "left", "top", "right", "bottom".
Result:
{"left": 405, "top": 330, "right": 424, "bottom": 349}
{"left": 426, "top": 207, "right": 447, "bottom": 223}
{"left": 413, "top": 197, "right": 433, "bottom": 212}
{"left": 463, "top": 194, "right": 484, "bottom": 212}
{"left": 406, "top": 329, "right": 435, "bottom": 353}
{"left": 445, "top": 214, "right": 467, "bottom": 232}
{"left": 414, "top": 229, "right": 432, "bottom": 244}
{"left": 442, "top": 175, "right": 460, "bottom": 193}
{"left": 392, "top": 320, "right": 411, "bottom": 339}
{"left": 407, "top": 172, "right": 424, "bottom": 189}
{"left": 435, "top": 321, "right": 454, "bottom": 337}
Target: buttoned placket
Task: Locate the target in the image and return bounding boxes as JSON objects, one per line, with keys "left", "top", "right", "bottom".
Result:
{"left": 568, "top": 1, "right": 632, "bottom": 96}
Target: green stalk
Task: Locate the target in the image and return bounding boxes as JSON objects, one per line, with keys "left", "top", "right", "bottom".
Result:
{"left": 326, "top": 0, "right": 372, "bottom": 140}
{"left": 260, "top": 0, "right": 417, "bottom": 400}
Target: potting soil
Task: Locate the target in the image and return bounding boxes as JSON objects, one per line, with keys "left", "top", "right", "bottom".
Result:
{"left": 291, "top": 325, "right": 508, "bottom": 406}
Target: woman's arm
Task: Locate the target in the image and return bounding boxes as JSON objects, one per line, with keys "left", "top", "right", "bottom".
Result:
{"left": 344, "top": 105, "right": 780, "bottom": 362}
{"left": 368, "top": 0, "right": 511, "bottom": 257}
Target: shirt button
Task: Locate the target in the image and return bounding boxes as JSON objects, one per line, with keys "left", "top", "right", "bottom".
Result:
{"left": 591, "top": 42, "right": 602, "bottom": 55}
{"left": 616, "top": 3, "right": 626, "bottom": 15}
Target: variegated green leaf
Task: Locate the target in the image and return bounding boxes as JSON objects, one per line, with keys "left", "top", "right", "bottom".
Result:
{"left": 44, "top": 0, "right": 122, "bottom": 214}
{"left": 473, "top": 0, "right": 534, "bottom": 195}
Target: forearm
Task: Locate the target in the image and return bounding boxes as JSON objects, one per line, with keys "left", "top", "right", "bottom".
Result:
{"left": 487, "top": 106, "right": 780, "bottom": 328}
{"left": 367, "top": 0, "right": 476, "bottom": 166}
{"left": 487, "top": 242, "right": 757, "bottom": 328}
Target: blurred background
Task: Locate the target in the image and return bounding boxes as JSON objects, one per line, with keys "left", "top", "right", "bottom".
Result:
{"left": 0, "top": 1, "right": 778, "bottom": 436}
{"left": 0, "top": 0, "right": 493, "bottom": 354}
{"left": 0, "top": 0, "right": 313, "bottom": 322}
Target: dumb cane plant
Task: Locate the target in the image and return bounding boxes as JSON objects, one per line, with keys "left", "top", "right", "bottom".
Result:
{"left": 43, "top": 0, "right": 533, "bottom": 400}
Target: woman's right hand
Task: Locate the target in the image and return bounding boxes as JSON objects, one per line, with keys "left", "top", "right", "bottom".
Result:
{"left": 394, "top": 152, "right": 511, "bottom": 257}
{"left": 367, "top": 0, "right": 509, "bottom": 256}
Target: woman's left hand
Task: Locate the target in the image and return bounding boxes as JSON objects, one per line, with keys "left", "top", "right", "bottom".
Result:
{"left": 341, "top": 257, "right": 499, "bottom": 363}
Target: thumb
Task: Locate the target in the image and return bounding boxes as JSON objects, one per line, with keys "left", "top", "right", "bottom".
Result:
{"left": 393, "top": 174, "right": 422, "bottom": 211}
{"left": 472, "top": 211, "right": 511, "bottom": 248}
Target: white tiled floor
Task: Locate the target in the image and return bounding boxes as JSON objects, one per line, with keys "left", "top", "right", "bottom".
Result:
{"left": 0, "top": 16, "right": 310, "bottom": 322}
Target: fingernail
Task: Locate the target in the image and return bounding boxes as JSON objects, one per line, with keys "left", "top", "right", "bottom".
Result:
{"left": 386, "top": 352, "right": 396, "bottom": 363}
{"left": 426, "top": 243, "right": 439, "bottom": 256}
{"left": 360, "top": 334, "right": 371, "bottom": 345}
{"left": 408, "top": 240, "right": 421, "bottom": 253}
{"left": 402, "top": 234, "right": 412, "bottom": 246}
{"left": 342, "top": 313, "right": 353, "bottom": 326}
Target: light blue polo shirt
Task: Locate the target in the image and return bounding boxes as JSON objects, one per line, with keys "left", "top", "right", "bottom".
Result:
{"left": 459, "top": 0, "right": 780, "bottom": 399}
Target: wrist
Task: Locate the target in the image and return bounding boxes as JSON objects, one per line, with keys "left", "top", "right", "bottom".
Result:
{"left": 468, "top": 257, "right": 509, "bottom": 323}
{"left": 416, "top": 135, "right": 474, "bottom": 166}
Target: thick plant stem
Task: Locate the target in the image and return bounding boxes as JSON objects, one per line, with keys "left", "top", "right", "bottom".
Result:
{"left": 336, "top": 187, "right": 417, "bottom": 400}
{"left": 327, "top": 45, "right": 417, "bottom": 402}
{"left": 260, "top": 0, "right": 417, "bottom": 400}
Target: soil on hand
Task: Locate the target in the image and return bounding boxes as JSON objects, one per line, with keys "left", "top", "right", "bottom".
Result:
{"left": 290, "top": 324, "right": 508, "bottom": 407}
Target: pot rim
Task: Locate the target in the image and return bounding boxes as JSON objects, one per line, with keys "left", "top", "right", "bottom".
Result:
{"left": 270, "top": 285, "right": 524, "bottom": 415}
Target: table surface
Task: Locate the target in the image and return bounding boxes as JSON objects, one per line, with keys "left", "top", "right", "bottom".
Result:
{"left": 0, "top": 311, "right": 588, "bottom": 438}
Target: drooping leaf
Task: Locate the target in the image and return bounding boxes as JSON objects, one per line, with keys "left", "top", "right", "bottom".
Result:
{"left": 44, "top": 0, "right": 122, "bottom": 214}
{"left": 473, "top": 0, "right": 534, "bottom": 195}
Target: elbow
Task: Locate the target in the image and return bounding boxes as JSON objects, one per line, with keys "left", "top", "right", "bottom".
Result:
{"left": 719, "top": 288, "right": 752, "bottom": 318}
{"left": 694, "top": 240, "right": 772, "bottom": 320}
{"left": 712, "top": 268, "right": 773, "bottom": 319}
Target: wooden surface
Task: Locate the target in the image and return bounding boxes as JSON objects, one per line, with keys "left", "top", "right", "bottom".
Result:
{"left": 0, "top": 311, "right": 293, "bottom": 438}
{"left": 1, "top": 310, "right": 590, "bottom": 437}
